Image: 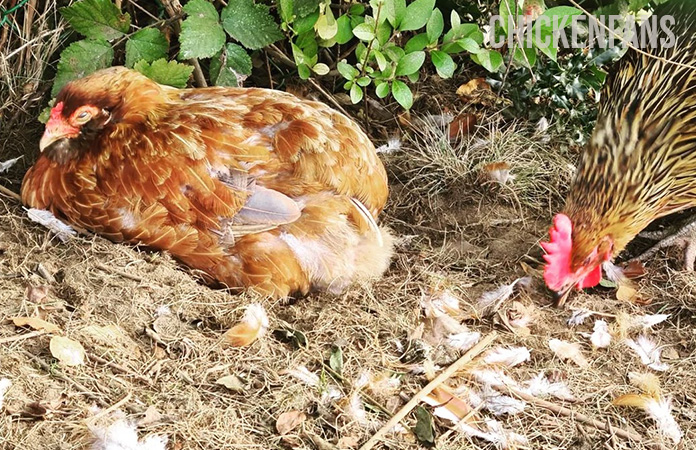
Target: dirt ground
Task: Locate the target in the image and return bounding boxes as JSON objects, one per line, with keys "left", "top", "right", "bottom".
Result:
{"left": 2, "top": 107, "right": 696, "bottom": 450}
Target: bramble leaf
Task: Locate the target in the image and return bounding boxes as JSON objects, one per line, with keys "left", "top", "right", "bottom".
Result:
{"left": 210, "top": 43, "right": 252, "bottom": 87}
{"left": 60, "top": 0, "right": 130, "bottom": 41}
{"left": 180, "top": 0, "right": 226, "bottom": 59}
{"left": 125, "top": 28, "right": 168, "bottom": 68}
{"left": 53, "top": 39, "right": 114, "bottom": 96}
{"left": 221, "top": 0, "right": 284, "bottom": 50}
{"left": 134, "top": 58, "right": 193, "bottom": 88}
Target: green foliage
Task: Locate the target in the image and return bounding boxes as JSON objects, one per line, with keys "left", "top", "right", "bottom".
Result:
{"left": 134, "top": 59, "right": 195, "bottom": 88}
{"left": 221, "top": 0, "right": 284, "bottom": 50}
{"left": 210, "top": 43, "right": 253, "bottom": 87}
{"left": 180, "top": 0, "right": 226, "bottom": 59}
{"left": 60, "top": 0, "right": 130, "bottom": 41}
{"left": 125, "top": 29, "right": 168, "bottom": 68}
{"left": 53, "top": 39, "right": 114, "bottom": 96}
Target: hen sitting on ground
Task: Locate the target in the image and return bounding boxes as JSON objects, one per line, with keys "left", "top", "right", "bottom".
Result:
{"left": 22, "top": 67, "right": 393, "bottom": 298}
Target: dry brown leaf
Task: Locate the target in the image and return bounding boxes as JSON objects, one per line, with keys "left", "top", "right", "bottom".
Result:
{"left": 216, "top": 375, "right": 245, "bottom": 392}
{"left": 276, "top": 410, "right": 307, "bottom": 435}
{"left": 222, "top": 303, "right": 269, "bottom": 347}
{"left": 448, "top": 113, "right": 477, "bottom": 140}
{"left": 622, "top": 260, "right": 646, "bottom": 279}
{"left": 616, "top": 284, "right": 637, "bottom": 302}
{"left": 456, "top": 78, "right": 491, "bottom": 99}
{"left": 337, "top": 435, "right": 360, "bottom": 449}
{"left": 423, "top": 385, "right": 477, "bottom": 426}
{"left": 11, "top": 316, "right": 60, "bottom": 334}
{"left": 49, "top": 336, "right": 85, "bottom": 366}
{"left": 25, "top": 285, "right": 49, "bottom": 303}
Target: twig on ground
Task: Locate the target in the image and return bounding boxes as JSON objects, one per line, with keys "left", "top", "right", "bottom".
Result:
{"left": 0, "top": 330, "right": 46, "bottom": 344}
{"left": 0, "top": 185, "right": 21, "bottom": 202}
{"left": 94, "top": 262, "right": 145, "bottom": 283}
{"left": 358, "top": 332, "right": 498, "bottom": 450}
{"left": 88, "top": 353, "right": 154, "bottom": 385}
{"left": 84, "top": 392, "right": 132, "bottom": 426}
{"left": 492, "top": 384, "right": 644, "bottom": 442}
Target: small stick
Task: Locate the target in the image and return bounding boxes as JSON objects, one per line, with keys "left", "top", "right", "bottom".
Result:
{"left": 0, "top": 185, "right": 21, "bottom": 202}
{"left": 87, "top": 353, "right": 154, "bottom": 385}
{"left": 0, "top": 330, "right": 46, "bottom": 344}
{"left": 492, "top": 384, "right": 643, "bottom": 442}
{"left": 84, "top": 392, "right": 132, "bottom": 426}
{"left": 358, "top": 332, "right": 497, "bottom": 450}
{"left": 94, "top": 262, "right": 145, "bottom": 283}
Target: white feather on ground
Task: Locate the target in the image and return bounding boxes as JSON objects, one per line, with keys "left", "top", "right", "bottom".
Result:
{"left": 88, "top": 411, "right": 167, "bottom": 450}
{"left": 0, "top": 378, "right": 11, "bottom": 410}
{"left": 483, "top": 346, "right": 530, "bottom": 367}
{"left": 26, "top": 208, "right": 76, "bottom": 242}
{"left": 590, "top": 320, "right": 611, "bottom": 348}
{"left": 625, "top": 335, "right": 669, "bottom": 371}
{"left": 0, "top": 156, "right": 21, "bottom": 173}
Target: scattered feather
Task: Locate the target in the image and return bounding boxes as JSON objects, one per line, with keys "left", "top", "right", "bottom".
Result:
{"left": 567, "top": 309, "right": 593, "bottom": 326}
{"left": 471, "top": 369, "right": 518, "bottom": 388}
{"left": 632, "top": 314, "right": 670, "bottom": 330}
{"left": 625, "top": 335, "right": 669, "bottom": 371}
{"left": 0, "top": 156, "right": 21, "bottom": 173}
{"left": 447, "top": 330, "right": 481, "bottom": 351}
{"left": 375, "top": 137, "right": 402, "bottom": 154}
{"left": 602, "top": 261, "right": 628, "bottom": 284}
{"left": 421, "top": 290, "right": 460, "bottom": 318}
{"left": 614, "top": 394, "right": 682, "bottom": 444}
{"left": 283, "top": 366, "right": 320, "bottom": 387}
{"left": 523, "top": 372, "right": 576, "bottom": 401}
{"left": 222, "top": 303, "right": 269, "bottom": 347}
{"left": 548, "top": 339, "right": 589, "bottom": 367}
{"left": 507, "top": 301, "right": 535, "bottom": 330}
{"left": 477, "top": 386, "right": 526, "bottom": 416}
{"left": 88, "top": 410, "right": 168, "bottom": 450}
{"left": 478, "top": 277, "right": 531, "bottom": 316}
{"left": 536, "top": 117, "right": 549, "bottom": 133}
{"left": 483, "top": 162, "right": 515, "bottom": 185}
{"left": 628, "top": 372, "right": 661, "bottom": 397}
{"left": 590, "top": 320, "right": 611, "bottom": 349}
{"left": 458, "top": 418, "right": 528, "bottom": 449}
{"left": 484, "top": 346, "right": 530, "bottom": 367}
{"left": 0, "top": 379, "right": 11, "bottom": 410}
{"left": 49, "top": 336, "right": 86, "bottom": 366}
{"left": 26, "top": 208, "right": 77, "bottom": 242}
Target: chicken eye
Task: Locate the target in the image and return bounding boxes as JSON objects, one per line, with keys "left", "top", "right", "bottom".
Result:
{"left": 75, "top": 111, "right": 91, "bottom": 123}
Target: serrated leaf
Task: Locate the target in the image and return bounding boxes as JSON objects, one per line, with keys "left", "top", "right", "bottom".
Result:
{"left": 294, "top": 0, "right": 321, "bottom": 17}
{"left": 337, "top": 61, "right": 359, "bottom": 80}
{"left": 210, "top": 43, "right": 252, "bottom": 87}
{"left": 395, "top": 50, "right": 425, "bottom": 76}
{"left": 392, "top": 80, "right": 412, "bottom": 109}
{"left": 352, "top": 22, "right": 374, "bottom": 41}
{"left": 431, "top": 50, "right": 455, "bottom": 78}
{"left": 52, "top": 39, "right": 114, "bottom": 96}
{"left": 399, "top": 0, "right": 435, "bottom": 31}
{"left": 336, "top": 15, "right": 353, "bottom": 44}
{"left": 329, "top": 345, "right": 343, "bottom": 374}
{"left": 426, "top": 8, "right": 444, "bottom": 43}
{"left": 375, "top": 81, "right": 390, "bottom": 98}
{"left": 60, "top": 0, "right": 130, "bottom": 41}
{"left": 221, "top": 0, "right": 284, "bottom": 50}
{"left": 350, "top": 83, "right": 363, "bottom": 103}
{"left": 413, "top": 406, "right": 435, "bottom": 445}
{"left": 180, "top": 0, "right": 225, "bottom": 59}
{"left": 125, "top": 28, "right": 168, "bottom": 68}
{"left": 384, "top": 0, "right": 406, "bottom": 28}
{"left": 134, "top": 58, "right": 193, "bottom": 88}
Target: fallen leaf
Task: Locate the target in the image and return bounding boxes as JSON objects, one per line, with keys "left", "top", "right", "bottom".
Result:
{"left": 22, "top": 401, "right": 47, "bottom": 419}
{"left": 216, "top": 375, "right": 245, "bottom": 392}
{"left": 330, "top": 345, "right": 343, "bottom": 375}
{"left": 276, "top": 410, "right": 307, "bottom": 435}
{"left": 337, "top": 435, "right": 360, "bottom": 448}
{"left": 11, "top": 317, "right": 60, "bottom": 334}
{"left": 222, "top": 303, "right": 269, "bottom": 347}
{"left": 548, "top": 339, "right": 589, "bottom": 367}
{"left": 622, "top": 260, "right": 646, "bottom": 279}
{"left": 423, "top": 385, "right": 476, "bottom": 424}
{"left": 616, "top": 284, "right": 638, "bottom": 302}
{"left": 448, "top": 113, "right": 477, "bottom": 140}
{"left": 413, "top": 406, "right": 435, "bottom": 446}
{"left": 456, "top": 78, "right": 491, "bottom": 100}
{"left": 49, "top": 336, "right": 86, "bottom": 366}
{"left": 25, "top": 285, "right": 49, "bottom": 303}
{"left": 137, "top": 405, "right": 163, "bottom": 426}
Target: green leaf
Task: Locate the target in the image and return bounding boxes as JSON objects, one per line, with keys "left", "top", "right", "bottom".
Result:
{"left": 297, "top": 63, "right": 311, "bottom": 79}
{"left": 450, "top": 9, "right": 461, "bottom": 30}
{"left": 60, "top": 0, "right": 130, "bottom": 41}
{"left": 399, "top": 0, "right": 435, "bottom": 31}
{"left": 413, "top": 406, "right": 435, "bottom": 446}
{"left": 134, "top": 58, "right": 193, "bottom": 88}
{"left": 395, "top": 51, "right": 425, "bottom": 76}
{"left": 53, "top": 39, "right": 114, "bottom": 96}
{"left": 336, "top": 15, "right": 353, "bottom": 44}
{"left": 374, "top": 50, "right": 388, "bottom": 71}
{"left": 279, "top": 0, "right": 294, "bottom": 23}
{"left": 384, "top": 0, "right": 406, "bottom": 28}
{"left": 337, "top": 61, "right": 359, "bottom": 80}
{"left": 375, "top": 81, "right": 390, "bottom": 98}
{"left": 376, "top": 21, "right": 392, "bottom": 46}
{"left": 210, "top": 43, "right": 252, "bottom": 87}
{"left": 125, "top": 28, "right": 168, "bottom": 68}
{"left": 498, "top": 0, "right": 515, "bottom": 36}
{"left": 294, "top": 11, "right": 319, "bottom": 33}
{"left": 441, "top": 37, "right": 480, "bottom": 54}
{"left": 315, "top": 7, "right": 338, "bottom": 40}
{"left": 431, "top": 50, "right": 455, "bottom": 78}
{"left": 352, "top": 22, "right": 374, "bottom": 41}
{"left": 383, "top": 44, "right": 405, "bottom": 62}
{"left": 350, "top": 83, "right": 363, "bottom": 103}
{"left": 294, "top": 0, "right": 321, "bottom": 18}
{"left": 426, "top": 8, "right": 443, "bottom": 43}
{"left": 356, "top": 76, "right": 371, "bottom": 87}
{"left": 329, "top": 346, "right": 343, "bottom": 374}
{"left": 513, "top": 45, "right": 537, "bottom": 67}
{"left": 599, "top": 278, "right": 617, "bottom": 288}
{"left": 350, "top": 4, "right": 366, "bottom": 15}
{"left": 472, "top": 49, "right": 503, "bottom": 72}
{"left": 391, "top": 80, "right": 412, "bottom": 109}
{"left": 404, "top": 33, "right": 429, "bottom": 53}
{"left": 221, "top": 0, "right": 284, "bottom": 50}
{"left": 179, "top": 0, "right": 225, "bottom": 59}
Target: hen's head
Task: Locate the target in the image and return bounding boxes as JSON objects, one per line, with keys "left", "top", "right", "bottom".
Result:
{"left": 40, "top": 67, "right": 163, "bottom": 161}
{"left": 541, "top": 213, "right": 614, "bottom": 300}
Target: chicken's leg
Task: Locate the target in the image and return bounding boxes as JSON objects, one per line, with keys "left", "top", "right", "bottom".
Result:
{"left": 631, "top": 220, "right": 696, "bottom": 270}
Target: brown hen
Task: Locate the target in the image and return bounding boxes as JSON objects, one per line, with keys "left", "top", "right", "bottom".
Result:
{"left": 22, "top": 67, "right": 393, "bottom": 298}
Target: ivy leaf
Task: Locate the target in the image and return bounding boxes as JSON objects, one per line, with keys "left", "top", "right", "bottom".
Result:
{"left": 384, "top": 0, "right": 406, "bottom": 28}
{"left": 221, "top": 0, "right": 284, "bottom": 50}
{"left": 426, "top": 8, "right": 444, "bottom": 43}
{"left": 337, "top": 61, "right": 359, "bottom": 80}
{"left": 180, "top": 0, "right": 226, "bottom": 59}
{"left": 53, "top": 39, "right": 114, "bottom": 96}
{"left": 472, "top": 49, "right": 503, "bottom": 72}
{"left": 395, "top": 51, "right": 425, "bottom": 76}
{"left": 350, "top": 83, "right": 363, "bottom": 103}
{"left": 399, "top": 0, "right": 435, "bottom": 32}
{"left": 392, "top": 80, "right": 413, "bottom": 109}
{"left": 125, "top": 28, "right": 168, "bottom": 68}
{"left": 134, "top": 58, "right": 193, "bottom": 88}
{"left": 431, "top": 50, "right": 455, "bottom": 78}
{"left": 352, "top": 22, "right": 374, "bottom": 41}
{"left": 60, "top": 0, "right": 130, "bottom": 41}
{"left": 336, "top": 15, "right": 353, "bottom": 44}
{"left": 375, "top": 81, "right": 390, "bottom": 98}
{"left": 210, "top": 43, "right": 252, "bottom": 87}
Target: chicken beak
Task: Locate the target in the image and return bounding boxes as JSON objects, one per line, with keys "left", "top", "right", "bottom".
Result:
{"left": 39, "top": 119, "right": 79, "bottom": 152}
{"left": 552, "top": 286, "right": 573, "bottom": 307}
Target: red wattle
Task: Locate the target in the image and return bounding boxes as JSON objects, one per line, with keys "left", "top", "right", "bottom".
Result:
{"left": 578, "top": 264, "right": 602, "bottom": 289}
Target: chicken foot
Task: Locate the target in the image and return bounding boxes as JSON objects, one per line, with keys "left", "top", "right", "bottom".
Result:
{"left": 631, "top": 219, "right": 696, "bottom": 270}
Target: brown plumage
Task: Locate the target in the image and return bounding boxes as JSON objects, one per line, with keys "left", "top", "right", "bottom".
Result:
{"left": 22, "top": 67, "right": 393, "bottom": 298}
{"left": 542, "top": 0, "right": 696, "bottom": 299}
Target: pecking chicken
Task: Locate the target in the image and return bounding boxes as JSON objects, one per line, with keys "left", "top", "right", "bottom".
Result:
{"left": 21, "top": 67, "right": 393, "bottom": 298}
{"left": 542, "top": 0, "right": 696, "bottom": 303}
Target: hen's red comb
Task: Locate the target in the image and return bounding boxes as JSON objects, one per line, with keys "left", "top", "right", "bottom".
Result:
{"left": 541, "top": 213, "right": 573, "bottom": 291}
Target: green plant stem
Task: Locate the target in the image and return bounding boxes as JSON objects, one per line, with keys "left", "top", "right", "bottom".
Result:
{"left": 358, "top": 1, "right": 383, "bottom": 78}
